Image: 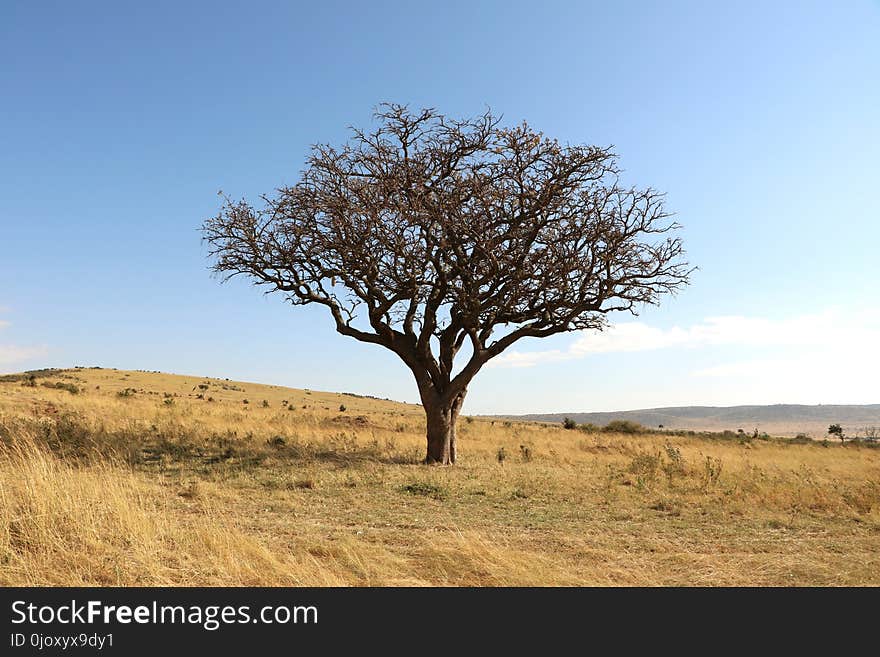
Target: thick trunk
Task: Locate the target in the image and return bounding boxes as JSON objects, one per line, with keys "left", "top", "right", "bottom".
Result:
{"left": 423, "top": 391, "right": 466, "bottom": 465}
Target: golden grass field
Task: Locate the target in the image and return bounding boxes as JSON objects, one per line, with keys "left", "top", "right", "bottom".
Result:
{"left": 1, "top": 367, "right": 878, "bottom": 586}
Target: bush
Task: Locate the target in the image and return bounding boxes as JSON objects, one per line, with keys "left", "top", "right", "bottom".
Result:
{"left": 703, "top": 456, "right": 723, "bottom": 489}
{"left": 828, "top": 423, "right": 845, "bottom": 442}
{"left": 663, "top": 444, "right": 686, "bottom": 480}
{"left": 401, "top": 482, "right": 445, "bottom": 500}
{"left": 629, "top": 452, "right": 660, "bottom": 477}
{"left": 562, "top": 417, "right": 578, "bottom": 430}
{"left": 603, "top": 420, "right": 645, "bottom": 434}
{"left": 41, "top": 381, "right": 80, "bottom": 395}
{"left": 267, "top": 435, "right": 286, "bottom": 448}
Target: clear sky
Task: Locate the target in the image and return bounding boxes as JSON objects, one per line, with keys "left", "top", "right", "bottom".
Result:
{"left": 1, "top": 1, "right": 878, "bottom": 414}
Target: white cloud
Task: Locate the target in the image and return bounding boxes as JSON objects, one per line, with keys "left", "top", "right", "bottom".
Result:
{"left": 691, "top": 358, "right": 794, "bottom": 378}
{"left": 0, "top": 344, "right": 49, "bottom": 366}
{"left": 0, "top": 315, "right": 48, "bottom": 368}
{"left": 490, "top": 308, "right": 880, "bottom": 368}
{"left": 689, "top": 344, "right": 880, "bottom": 405}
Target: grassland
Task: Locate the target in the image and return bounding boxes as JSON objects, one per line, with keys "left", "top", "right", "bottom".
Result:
{"left": 1, "top": 367, "right": 879, "bottom": 586}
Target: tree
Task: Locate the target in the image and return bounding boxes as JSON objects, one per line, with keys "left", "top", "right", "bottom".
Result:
{"left": 203, "top": 104, "right": 692, "bottom": 464}
{"left": 828, "top": 423, "right": 845, "bottom": 443}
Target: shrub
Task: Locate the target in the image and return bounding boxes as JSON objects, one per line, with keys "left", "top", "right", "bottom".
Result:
{"left": 663, "top": 444, "right": 686, "bottom": 481}
{"left": 629, "top": 452, "right": 660, "bottom": 477}
{"left": 650, "top": 498, "right": 681, "bottom": 515}
{"left": 401, "top": 482, "right": 445, "bottom": 500}
{"left": 267, "top": 435, "right": 286, "bottom": 448}
{"left": 338, "top": 404, "right": 346, "bottom": 412}
{"left": 511, "top": 487, "right": 529, "bottom": 500}
{"left": 41, "top": 381, "right": 80, "bottom": 394}
{"left": 828, "top": 423, "right": 845, "bottom": 443}
{"left": 703, "top": 456, "right": 723, "bottom": 489}
{"left": 262, "top": 400, "right": 269, "bottom": 408}
{"left": 603, "top": 420, "right": 645, "bottom": 434}
{"left": 562, "top": 417, "right": 578, "bottom": 430}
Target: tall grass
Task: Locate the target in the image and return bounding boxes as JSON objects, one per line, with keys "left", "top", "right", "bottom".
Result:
{"left": 1, "top": 368, "right": 879, "bottom": 586}
{"left": 0, "top": 426, "right": 585, "bottom": 586}
{"left": 0, "top": 428, "right": 343, "bottom": 585}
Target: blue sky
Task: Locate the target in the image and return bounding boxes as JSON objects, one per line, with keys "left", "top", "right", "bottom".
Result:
{"left": 1, "top": 1, "right": 878, "bottom": 414}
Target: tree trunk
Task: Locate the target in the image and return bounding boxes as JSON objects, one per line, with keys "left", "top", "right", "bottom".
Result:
{"left": 423, "top": 390, "right": 466, "bottom": 465}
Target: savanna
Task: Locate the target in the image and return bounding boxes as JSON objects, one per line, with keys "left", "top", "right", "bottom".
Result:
{"left": 2, "top": 367, "right": 878, "bottom": 586}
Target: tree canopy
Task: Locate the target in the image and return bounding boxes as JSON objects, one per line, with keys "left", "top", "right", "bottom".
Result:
{"left": 203, "top": 104, "right": 692, "bottom": 463}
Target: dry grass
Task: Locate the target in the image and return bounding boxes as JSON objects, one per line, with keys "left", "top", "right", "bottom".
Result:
{"left": 1, "top": 367, "right": 879, "bottom": 586}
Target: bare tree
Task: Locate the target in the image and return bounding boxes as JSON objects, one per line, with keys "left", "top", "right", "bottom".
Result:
{"left": 203, "top": 104, "right": 692, "bottom": 464}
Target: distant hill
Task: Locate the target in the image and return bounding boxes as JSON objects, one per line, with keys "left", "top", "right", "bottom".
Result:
{"left": 502, "top": 404, "right": 880, "bottom": 438}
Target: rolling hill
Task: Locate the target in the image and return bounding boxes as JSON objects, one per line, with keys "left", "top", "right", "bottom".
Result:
{"left": 2, "top": 366, "right": 880, "bottom": 586}
{"left": 505, "top": 404, "right": 880, "bottom": 437}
